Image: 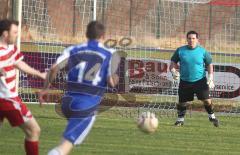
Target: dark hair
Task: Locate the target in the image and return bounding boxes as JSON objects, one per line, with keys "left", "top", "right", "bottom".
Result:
{"left": 0, "top": 19, "right": 19, "bottom": 36}
{"left": 86, "top": 21, "right": 105, "bottom": 40}
{"left": 186, "top": 30, "right": 199, "bottom": 38}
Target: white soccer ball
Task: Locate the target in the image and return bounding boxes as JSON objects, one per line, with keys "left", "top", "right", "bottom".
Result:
{"left": 137, "top": 111, "right": 158, "bottom": 133}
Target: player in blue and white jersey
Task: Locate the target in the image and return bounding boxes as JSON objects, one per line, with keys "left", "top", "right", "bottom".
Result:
{"left": 39, "top": 21, "right": 119, "bottom": 155}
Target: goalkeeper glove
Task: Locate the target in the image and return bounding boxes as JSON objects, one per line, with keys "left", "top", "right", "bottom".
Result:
{"left": 171, "top": 68, "right": 180, "bottom": 80}
{"left": 207, "top": 74, "right": 215, "bottom": 89}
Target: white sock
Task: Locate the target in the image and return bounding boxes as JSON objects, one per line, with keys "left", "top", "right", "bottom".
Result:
{"left": 177, "top": 117, "right": 184, "bottom": 122}
{"left": 48, "top": 147, "right": 62, "bottom": 155}
{"left": 209, "top": 113, "right": 216, "bottom": 119}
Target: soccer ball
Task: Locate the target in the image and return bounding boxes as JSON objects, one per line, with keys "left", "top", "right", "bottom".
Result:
{"left": 137, "top": 111, "right": 158, "bottom": 133}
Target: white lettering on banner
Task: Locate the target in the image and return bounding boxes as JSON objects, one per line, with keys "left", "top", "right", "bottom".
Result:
{"left": 124, "top": 58, "right": 240, "bottom": 100}
{"left": 127, "top": 59, "right": 168, "bottom": 79}
{"left": 215, "top": 84, "right": 234, "bottom": 90}
{"left": 213, "top": 72, "right": 239, "bottom": 92}
{"left": 125, "top": 59, "right": 176, "bottom": 93}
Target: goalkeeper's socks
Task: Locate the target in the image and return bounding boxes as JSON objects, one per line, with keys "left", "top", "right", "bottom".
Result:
{"left": 208, "top": 113, "right": 216, "bottom": 119}
{"left": 177, "top": 104, "right": 187, "bottom": 118}
{"left": 175, "top": 118, "right": 184, "bottom": 126}
{"left": 25, "top": 139, "right": 38, "bottom": 155}
{"left": 177, "top": 117, "right": 184, "bottom": 122}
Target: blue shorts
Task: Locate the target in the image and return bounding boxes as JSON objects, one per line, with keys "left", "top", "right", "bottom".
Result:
{"left": 61, "top": 94, "right": 100, "bottom": 118}
{"left": 63, "top": 115, "right": 96, "bottom": 145}
{"left": 61, "top": 94, "right": 99, "bottom": 145}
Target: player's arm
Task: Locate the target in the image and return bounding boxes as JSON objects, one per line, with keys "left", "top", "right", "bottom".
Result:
{"left": 204, "top": 51, "right": 214, "bottom": 89}
{"left": 43, "top": 63, "right": 60, "bottom": 90}
{"left": 14, "top": 60, "right": 46, "bottom": 80}
{"left": 107, "top": 51, "right": 120, "bottom": 87}
{"left": 43, "top": 46, "right": 70, "bottom": 90}
{"left": 206, "top": 64, "right": 214, "bottom": 89}
{"left": 207, "top": 63, "right": 213, "bottom": 75}
{"left": 108, "top": 74, "right": 119, "bottom": 87}
{"left": 38, "top": 63, "right": 60, "bottom": 106}
{"left": 169, "top": 61, "right": 179, "bottom": 71}
{"left": 38, "top": 47, "right": 70, "bottom": 105}
{"left": 170, "top": 49, "right": 180, "bottom": 80}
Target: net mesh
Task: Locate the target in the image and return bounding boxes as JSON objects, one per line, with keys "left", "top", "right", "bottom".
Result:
{"left": 13, "top": 0, "right": 240, "bottom": 117}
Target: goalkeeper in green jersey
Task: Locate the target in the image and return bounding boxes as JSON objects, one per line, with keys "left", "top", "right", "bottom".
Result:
{"left": 170, "top": 30, "right": 219, "bottom": 127}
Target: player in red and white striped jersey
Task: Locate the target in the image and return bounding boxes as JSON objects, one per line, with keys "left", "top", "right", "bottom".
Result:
{"left": 0, "top": 19, "right": 46, "bottom": 155}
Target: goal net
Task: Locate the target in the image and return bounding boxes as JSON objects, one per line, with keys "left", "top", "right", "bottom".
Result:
{"left": 15, "top": 0, "right": 240, "bottom": 117}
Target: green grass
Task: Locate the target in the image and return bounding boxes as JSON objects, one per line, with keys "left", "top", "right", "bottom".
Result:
{"left": 1, "top": 104, "right": 240, "bottom": 155}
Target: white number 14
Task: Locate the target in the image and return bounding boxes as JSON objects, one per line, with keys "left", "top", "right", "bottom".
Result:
{"left": 76, "top": 61, "right": 101, "bottom": 86}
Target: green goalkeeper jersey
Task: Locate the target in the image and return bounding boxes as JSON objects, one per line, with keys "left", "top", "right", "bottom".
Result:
{"left": 171, "top": 45, "right": 212, "bottom": 82}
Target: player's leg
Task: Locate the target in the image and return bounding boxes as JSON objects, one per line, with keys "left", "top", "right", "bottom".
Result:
{"left": 175, "top": 80, "right": 194, "bottom": 126}
{"left": 1, "top": 97, "right": 40, "bottom": 155}
{"left": 202, "top": 99, "right": 219, "bottom": 127}
{"left": 195, "top": 78, "right": 219, "bottom": 127}
{"left": 175, "top": 102, "right": 188, "bottom": 126}
{"left": 48, "top": 139, "right": 73, "bottom": 155}
{"left": 48, "top": 115, "right": 96, "bottom": 155}
{"left": 201, "top": 99, "right": 219, "bottom": 127}
{"left": 19, "top": 117, "right": 41, "bottom": 155}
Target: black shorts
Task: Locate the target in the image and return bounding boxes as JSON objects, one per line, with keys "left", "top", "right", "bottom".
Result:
{"left": 178, "top": 77, "right": 210, "bottom": 103}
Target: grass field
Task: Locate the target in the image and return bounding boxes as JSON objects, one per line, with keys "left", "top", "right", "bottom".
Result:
{"left": 1, "top": 104, "right": 240, "bottom": 155}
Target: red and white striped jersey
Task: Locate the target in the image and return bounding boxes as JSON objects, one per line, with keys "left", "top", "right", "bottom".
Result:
{"left": 0, "top": 45, "right": 23, "bottom": 98}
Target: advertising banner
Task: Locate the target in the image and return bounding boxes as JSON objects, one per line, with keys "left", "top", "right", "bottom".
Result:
{"left": 21, "top": 52, "right": 240, "bottom": 100}
{"left": 126, "top": 58, "right": 240, "bottom": 100}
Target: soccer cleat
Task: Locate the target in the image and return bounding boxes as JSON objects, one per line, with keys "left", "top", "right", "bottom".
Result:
{"left": 174, "top": 121, "right": 184, "bottom": 126}
{"left": 209, "top": 117, "right": 219, "bottom": 127}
